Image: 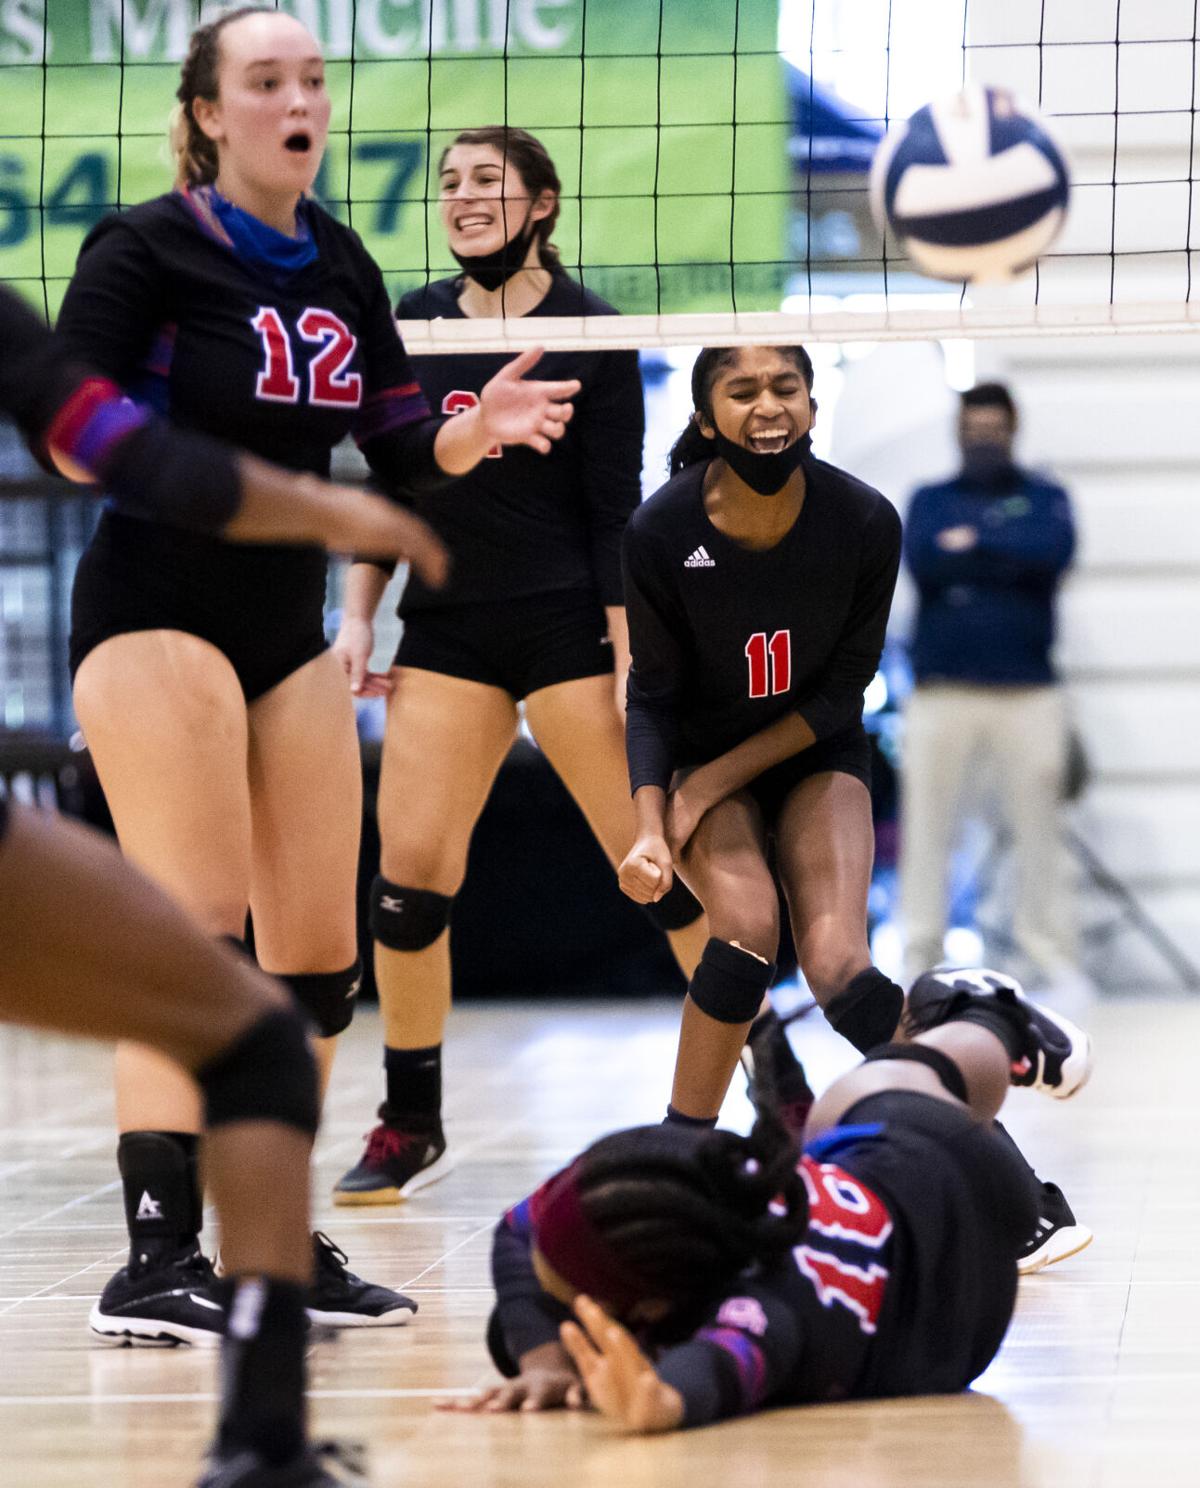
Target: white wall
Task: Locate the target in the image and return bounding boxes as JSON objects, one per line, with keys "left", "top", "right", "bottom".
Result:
{"left": 827, "top": 0, "right": 1200, "bottom": 986}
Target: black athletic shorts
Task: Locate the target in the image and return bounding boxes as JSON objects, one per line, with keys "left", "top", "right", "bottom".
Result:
{"left": 395, "top": 589, "right": 614, "bottom": 700}
{"left": 744, "top": 722, "right": 873, "bottom": 828}
{"left": 829, "top": 1090, "right": 1038, "bottom": 1397}
{"left": 70, "top": 510, "right": 329, "bottom": 703}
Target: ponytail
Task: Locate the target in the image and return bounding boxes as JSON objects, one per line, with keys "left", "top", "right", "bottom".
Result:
{"left": 667, "top": 416, "right": 714, "bottom": 476}
{"left": 172, "top": 6, "right": 272, "bottom": 189}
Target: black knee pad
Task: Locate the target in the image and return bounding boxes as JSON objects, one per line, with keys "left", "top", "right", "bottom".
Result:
{"left": 641, "top": 878, "right": 704, "bottom": 932}
{"left": 688, "top": 937, "right": 775, "bottom": 1025}
{"left": 862, "top": 1041, "right": 969, "bottom": 1103}
{"left": 197, "top": 1006, "right": 319, "bottom": 1137}
{"left": 283, "top": 959, "right": 362, "bottom": 1038}
{"left": 824, "top": 968, "right": 905, "bottom": 1054}
{"left": 370, "top": 876, "right": 452, "bottom": 952}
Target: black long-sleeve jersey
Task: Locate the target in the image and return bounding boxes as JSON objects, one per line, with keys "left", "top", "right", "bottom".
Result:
{"left": 0, "top": 282, "right": 241, "bottom": 530}
{"left": 394, "top": 273, "right": 644, "bottom": 613}
{"left": 491, "top": 1119, "right": 1019, "bottom": 1427}
{"left": 54, "top": 190, "right": 447, "bottom": 551}
{"left": 623, "top": 457, "right": 902, "bottom": 793}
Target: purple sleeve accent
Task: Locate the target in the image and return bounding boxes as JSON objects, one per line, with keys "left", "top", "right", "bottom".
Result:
{"left": 694, "top": 1326, "right": 769, "bottom": 1411}
{"left": 71, "top": 397, "right": 151, "bottom": 475}
{"left": 352, "top": 382, "right": 432, "bottom": 449}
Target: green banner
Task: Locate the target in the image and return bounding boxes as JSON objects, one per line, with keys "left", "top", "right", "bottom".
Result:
{"left": 0, "top": 0, "right": 789, "bottom": 316}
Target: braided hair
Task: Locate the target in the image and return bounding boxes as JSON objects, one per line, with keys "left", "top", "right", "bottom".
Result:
{"left": 170, "top": 6, "right": 275, "bottom": 189}
{"left": 667, "top": 345, "right": 816, "bottom": 476}
{"left": 564, "top": 1100, "right": 808, "bottom": 1316}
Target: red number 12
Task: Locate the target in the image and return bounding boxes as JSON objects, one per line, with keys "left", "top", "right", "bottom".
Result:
{"left": 745, "top": 630, "right": 791, "bottom": 698}
{"left": 251, "top": 306, "right": 362, "bottom": 408}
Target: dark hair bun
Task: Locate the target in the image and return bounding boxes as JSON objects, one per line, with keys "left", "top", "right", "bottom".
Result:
{"left": 696, "top": 1113, "right": 809, "bottom": 1261}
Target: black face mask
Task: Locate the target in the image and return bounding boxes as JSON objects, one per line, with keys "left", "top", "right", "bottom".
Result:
{"left": 960, "top": 441, "right": 1016, "bottom": 485}
{"left": 452, "top": 210, "right": 537, "bottom": 292}
{"left": 712, "top": 429, "right": 812, "bottom": 495}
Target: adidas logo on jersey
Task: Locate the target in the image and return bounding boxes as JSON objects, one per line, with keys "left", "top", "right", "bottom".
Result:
{"left": 684, "top": 545, "right": 716, "bottom": 568}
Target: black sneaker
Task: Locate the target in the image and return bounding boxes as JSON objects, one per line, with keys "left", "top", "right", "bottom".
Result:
{"left": 307, "top": 1232, "right": 417, "bottom": 1329}
{"left": 740, "top": 1007, "right": 815, "bottom": 1140}
{"left": 905, "top": 967, "right": 1093, "bottom": 1100}
{"left": 197, "top": 1440, "right": 367, "bottom": 1486}
{"left": 332, "top": 1115, "right": 451, "bottom": 1205}
{"left": 90, "top": 1245, "right": 224, "bottom": 1347}
{"left": 1018, "top": 1181, "right": 1094, "bottom": 1275}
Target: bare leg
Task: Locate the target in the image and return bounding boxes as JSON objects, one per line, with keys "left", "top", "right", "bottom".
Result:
{"left": 373, "top": 668, "right": 519, "bottom": 1050}
{"left": 774, "top": 772, "right": 876, "bottom": 1008}
{"left": 0, "top": 806, "right": 309, "bottom": 1283}
{"left": 668, "top": 793, "right": 778, "bottom": 1120}
{"left": 73, "top": 631, "right": 254, "bottom": 1141}
{"left": 525, "top": 674, "right": 709, "bottom": 977}
{"left": 807, "top": 1021, "right": 1011, "bottom": 1141}
{"left": 247, "top": 650, "right": 363, "bottom": 1101}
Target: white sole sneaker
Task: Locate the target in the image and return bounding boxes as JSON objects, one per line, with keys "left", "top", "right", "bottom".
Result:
{"left": 88, "top": 1301, "right": 222, "bottom": 1347}
{"left": 1017, "top": 1222, "right": 1094, "bottom": 1275}
{"left": 332, "top": 1143, "right": 455, "bottom": 1206}
{"left": 306, "top": 1303, "right": 416, "bottom": 1328}
{"left": 399, "top": 1144, "right": 456, "bottom": 1196}
{"left": 1015, "top": 998, "right": 1093, "bottom": 1101}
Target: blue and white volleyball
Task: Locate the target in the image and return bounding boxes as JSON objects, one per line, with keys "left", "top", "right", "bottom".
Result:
{"left": 870, "top": 85, "right": 1069, "bottom": 283}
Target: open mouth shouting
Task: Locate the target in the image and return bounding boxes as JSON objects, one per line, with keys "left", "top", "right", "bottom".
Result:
{"left": 746, "top": 426, "right": 792, "bottom": 454}
{"left": 284, "top": 130, "right": 312, "bottom": 154}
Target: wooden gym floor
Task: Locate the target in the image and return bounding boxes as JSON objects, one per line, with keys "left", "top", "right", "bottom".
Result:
{"left": 0, "top": 991, "right": 1195, "bottom": 1487}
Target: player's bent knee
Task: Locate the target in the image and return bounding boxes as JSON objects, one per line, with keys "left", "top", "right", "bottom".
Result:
{"left": 688, "top": 937, "right": 776, "bottom": 1024}
{"left": 370, "top": 876, "right": 453, "bottom": 952}
{"left": 641, "top": 878, "right": 704, "bottom": 932}
{"left": 283, "top": 959, "right": 363, "bottom": 1038}
{"left": 861, "top": 1041, "right": 968, "bottom": 1103}
{"left": 802, "top": 947, "right": 872, "bottom": 1000}
{"left": 196, "top": 1006, "right": 319, "bottom": 1137}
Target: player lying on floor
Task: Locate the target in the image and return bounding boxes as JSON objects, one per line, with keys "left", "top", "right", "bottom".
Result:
{"left": 458, "top": 969, "right": 1090, "bottom": 1430}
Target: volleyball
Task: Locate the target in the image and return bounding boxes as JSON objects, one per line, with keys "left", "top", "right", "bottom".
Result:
{"left": 870, "top": 84, "right": 1070, "bottom": 284}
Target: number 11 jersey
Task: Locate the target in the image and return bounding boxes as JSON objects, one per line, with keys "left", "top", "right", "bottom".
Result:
{"left": 623, "top": 456, "right": 902, "bottom": 793}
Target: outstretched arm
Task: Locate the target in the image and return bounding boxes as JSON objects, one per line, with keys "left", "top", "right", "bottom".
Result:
{"left": 440, "top": 1204, "right": 582, "bottom": 1414}
{"left": 0, "top": 285, "right": 448, "bottom": 575}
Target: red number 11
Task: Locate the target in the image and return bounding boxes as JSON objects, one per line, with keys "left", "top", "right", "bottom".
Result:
{"left": 745, "top": 630, "right": 791, "bottom": 698}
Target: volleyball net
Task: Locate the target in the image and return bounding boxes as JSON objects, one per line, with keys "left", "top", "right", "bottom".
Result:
{"left": 0, "top": 0, "right": 1199, "bottom": 345}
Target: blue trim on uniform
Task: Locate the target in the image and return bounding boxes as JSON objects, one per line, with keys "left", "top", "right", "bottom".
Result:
{"left": 505, "top": 1195, "right": 533, "bottom": 1238}
{"left": 804, "top": 1122, "right": 885, "bottom": 1161}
